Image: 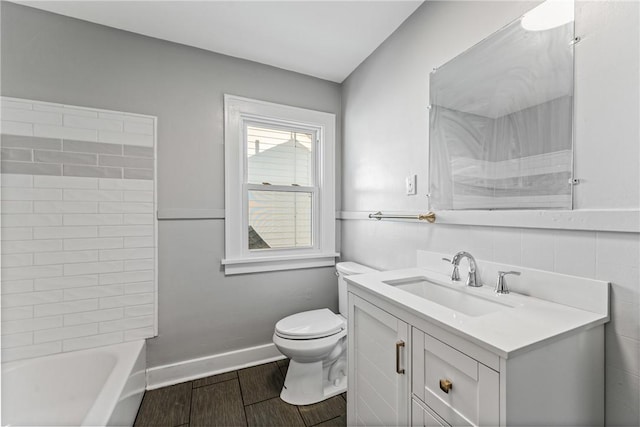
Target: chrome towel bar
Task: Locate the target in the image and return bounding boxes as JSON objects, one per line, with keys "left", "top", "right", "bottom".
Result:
{"left": 368, "top": 211, "right": 436, "bottom": 223}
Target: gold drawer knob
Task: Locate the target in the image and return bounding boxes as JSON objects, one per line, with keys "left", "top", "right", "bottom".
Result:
{"left": 439, "top": 379, "right": 453, "bottom": 394}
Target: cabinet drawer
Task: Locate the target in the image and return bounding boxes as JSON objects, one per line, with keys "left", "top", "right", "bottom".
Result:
{"left": 412, "top": 398, "right": 450, "bottom": 427}
{"left": 412, "top": 329, "right": 499, "bottom": 426}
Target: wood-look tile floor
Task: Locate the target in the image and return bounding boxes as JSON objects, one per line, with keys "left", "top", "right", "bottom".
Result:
{"left": 134, "top": 359, "right": 347, "bottom": 427}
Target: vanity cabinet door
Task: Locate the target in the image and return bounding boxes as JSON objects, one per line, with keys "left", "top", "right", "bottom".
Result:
{"left": 348, "top": 294, "right": 410, "bottom": 427}
{"left": 412, "top": 329, "right": 499, "bottom": 427}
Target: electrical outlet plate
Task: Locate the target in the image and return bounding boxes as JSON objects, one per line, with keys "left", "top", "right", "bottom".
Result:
{"left": 405, "top": 175, "right": 417, "bottom": 195}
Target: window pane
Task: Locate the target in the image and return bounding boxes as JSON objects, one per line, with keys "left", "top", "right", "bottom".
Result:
{"left": 248, "top": 191, "right": 312, "bottom": 250}
{"left": 246, "top": 124, "right": 313, "bottom": 186}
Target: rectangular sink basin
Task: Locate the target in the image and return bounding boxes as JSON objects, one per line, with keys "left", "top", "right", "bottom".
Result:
{"left": 383, "top": 277, "right": 513, "bottom": 317}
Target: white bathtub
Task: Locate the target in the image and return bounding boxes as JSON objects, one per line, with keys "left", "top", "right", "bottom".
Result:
{"left": 1, "top": 340, "right": 146, "bottom": 427}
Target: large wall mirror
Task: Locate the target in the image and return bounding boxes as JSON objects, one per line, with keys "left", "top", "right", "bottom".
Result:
{"left": 429, "top": 0, "right": 575, "bottom": 210}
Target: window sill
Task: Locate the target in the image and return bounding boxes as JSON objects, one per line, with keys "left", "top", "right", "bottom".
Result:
{"left": 221, "top": 252, "right": 340, "bottom": 275}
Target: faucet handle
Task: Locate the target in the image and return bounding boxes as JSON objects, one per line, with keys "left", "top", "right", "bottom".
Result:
{"left": 442, "top": 258, "right": 460, "bottom": 281}
{"left": 495, "top": 271, "right": 521, "bottom": 294}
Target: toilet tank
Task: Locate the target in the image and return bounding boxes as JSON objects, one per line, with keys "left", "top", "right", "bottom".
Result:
{"left": 336, "top": 262, "right": 378, "bottom": 317}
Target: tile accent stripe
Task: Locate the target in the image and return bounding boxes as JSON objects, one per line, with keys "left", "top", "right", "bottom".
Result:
{"left": 1, "top": 96, "right": 157, "bottom": 362}
{"left": 1, "top": 135, "right": 154, "bottom": 179}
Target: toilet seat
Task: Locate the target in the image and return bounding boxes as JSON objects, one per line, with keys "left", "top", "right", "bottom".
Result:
{"left": 275, "top": 308, "right": 345, "bottom": 340}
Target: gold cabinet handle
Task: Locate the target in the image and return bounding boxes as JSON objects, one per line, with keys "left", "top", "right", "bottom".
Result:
{"left": 395, "top": 341, "right": 405, "bottom": 374}
{"left": 439, "top": 379, "right": 453, "bottom": 393}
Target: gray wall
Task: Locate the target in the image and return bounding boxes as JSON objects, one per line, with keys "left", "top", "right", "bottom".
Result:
{"left": 0, "top": 1, "right": 341, "bottom": 367}
{"left": 341, "top": 1, "right": 639, "bottom": 425}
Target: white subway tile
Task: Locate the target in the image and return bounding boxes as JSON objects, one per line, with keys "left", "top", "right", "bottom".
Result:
{"left": 33, "top": 175, "right": 98, "bottom": 189}
{"left": 605, "top": 367, "right": 639, "bottom": 427}
{"left": 34, "top": 103, "right": 98, "bottom": 118}
{"left": 125, "top": 304, "right": 153, "bottom": 318}
{"left": 2, "top": 239, "right": 63, "bottom": 254}
{"left": 554, "top": 231, "right": 597, "bottom": 277}
{"left": 33, "top": 226, "right": 97, "bottom": 239}
{"left": 609, "top": 299, "right": 639, "bottom": 340}
{"left": 123, "top": 191, "right": 153, "bottom": 202}
{"left": 1, "top": 227, "right": 33, "bottom": 241}
{"left": 124, "top": 236, "right": 154, "bottom": 248}
{"left": 1, "top": 315, "right": 62, "bottom": 334}
{"left": 1, "top": 188, "right": 62, "bottom": 201}
{"left": 35, "top": 250, "right": 99, "bottom": 266}
{"left": 100, "top": 270, "right": 154, "bottom": 285}
{"left": 34, "top": 323, "right": 98, "bottom": 343}
{"left": 1, "top": 214, "right": 62, "bottom": 227}
{"left": 2, "top": 332, "right": 34, "bottom": 348}
{"left": 63, "top": 189, "right": 122, "bottom": 202}
{"left": 35, "top": 275, "right": 98, "bottom": 291}
{"left": 100, "top": 248, "right": 154, "bottom": 261}
{"left": 64, "top": 307, "right": 123, "bottom": 326}
{"left": 1, "top": 265, "right": 63, "bottom": 281}
{"left": 98, "top": 130, "right": 153, "bottom": 147}
{"left": 63, "top": 213, "right": 123, "bottom": 226}
{"left": 123, "top": 214, "right": 153, "bottom": 225}
{"left": 2, "top": 108, "right": 62, "bottom": 125}
{"left": 64, "top": 261, "right": 123, "bottom": 276}
{"left": 597, "top": 232, "right": 640, "bottom": 268}
{"left": 64, "top": 115, "right": 123, "bottom": 131}
{"left": 99, "top": 270, "right": 153, "bottom": 285}
{"left": 1, "top": 173, "right": 33, "bottom": 188}
{"left": 99, "top": 225, "right": 153, "bottom": 237}
{"left": 64, "top": 237, "right": 123, "bottom": 251}
{"left": 1, "top": 201, "right": 33, "bottom": 213}
{"left": 64, "top": 284, "right": 123, "bottom": 301}
{"left": 124, "top": 259, "right": 154, "bottom": 272}
{"left": 98, "top": 112, "right": 153, "bottom": 124}
{"left": 606, "top": 331, "right": 640, "bottom": 376}
{"left": 34, "top": 299, "right": 99, "bottom": 317}
{"left": 123, "top": 121, "right": 153, "bottom": 135}
{"left": 99, "top": 292, "right": 153, "bottom": 309}
{"left": 2, "top": 253, "right": 33, "bottom": 268}
{"left": 0, "top": 120, "right": 33, "bottom": 136}
{"left": 63, "top": 331, "right": 122, "bottom": 352}
{"left": 124, "top": 281, "right": 154, "bottom": 294}
{"left": 1, "top": 290, "right": 63, "bottom": 308}
{"left": 34, "top": 124, "right": 97, "bottom": 141}
{"left": 1, "top": 279, "right": 34, "bottom": 294}
{"left": 1, "top": 306, "right": 33, "bottom": 321}
{"left": 34, "top": 201, "right": 98, "bottom": 214}
{"left": 99, "top": 178, "right": 152, "bottom": 191}
{"left": 99, "top": 314, "right": 153, "bottom": 333}
{"left": 2, "top": 342, "right": 62, "bottom": 362}
{"left": 2, "top": 99, "right": 32, "bottom": 110}
{"left": 124, "top": 326, "right": 154, "bottom": 341}
{"left": 99, "top": 202, "right": 153, "bottom": 214}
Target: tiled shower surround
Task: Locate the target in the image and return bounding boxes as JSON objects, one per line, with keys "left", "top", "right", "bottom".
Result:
{"left": 1, "top": 97, "right": 157, "bottom": 362}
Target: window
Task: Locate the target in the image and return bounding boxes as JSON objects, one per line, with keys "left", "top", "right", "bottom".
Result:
{"left": 222, "top": 95, "right": 337, "bottom": 275}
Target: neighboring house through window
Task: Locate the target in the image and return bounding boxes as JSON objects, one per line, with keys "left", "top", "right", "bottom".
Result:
{"left": 222, "top": 95, "right": 337, "bottom": 275}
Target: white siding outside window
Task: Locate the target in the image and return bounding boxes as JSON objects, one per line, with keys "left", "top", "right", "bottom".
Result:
{"left": 222, "top": 95, "right": 337, "bottom": 275}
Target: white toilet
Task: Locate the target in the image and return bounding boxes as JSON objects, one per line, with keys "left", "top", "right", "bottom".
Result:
{"left": 272, "top": 262, "right": 377, "bottom": 405}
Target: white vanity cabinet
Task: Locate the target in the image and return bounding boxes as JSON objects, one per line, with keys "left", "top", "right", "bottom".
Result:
{"left": 347, "top": 294, "right": 410, "bottom": 426}
{"left": 412, "top": 329, "right": 499, "bottom": 426}
{"left": 347, "top": 286, "right": 606, "bottom": 427}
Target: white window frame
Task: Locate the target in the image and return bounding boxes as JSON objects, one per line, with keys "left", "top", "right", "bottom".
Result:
{"left": 222, "top": 95, "right": 338, "bottom": 275}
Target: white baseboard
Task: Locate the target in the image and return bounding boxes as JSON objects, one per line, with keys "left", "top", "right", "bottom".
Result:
{"left": 145, "top": 343, "right": 285, "bottom": 390}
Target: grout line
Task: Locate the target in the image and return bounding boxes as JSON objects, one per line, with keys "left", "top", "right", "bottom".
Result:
{"left": 192, "top": 376, "right": 238, "bottom": 389}
{"left": 186, "top": 381, "right": 194, "bottom": 427}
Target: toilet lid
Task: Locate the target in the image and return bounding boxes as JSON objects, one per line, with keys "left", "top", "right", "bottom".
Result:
{"left": 275, "top": 309, "right": 345, "bottom": 340}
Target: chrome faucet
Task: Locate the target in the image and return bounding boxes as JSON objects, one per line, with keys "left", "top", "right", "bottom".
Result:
{"left": 446, "top": 251, "right": 481, "bottom": 287}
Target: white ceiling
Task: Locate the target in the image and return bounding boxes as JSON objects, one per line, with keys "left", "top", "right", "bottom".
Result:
{"left": 17, "top": 0, "right": 423, "bottom": 83}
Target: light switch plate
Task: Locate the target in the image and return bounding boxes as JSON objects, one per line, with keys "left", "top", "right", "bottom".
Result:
{"left": 405, "top": 175, "right": 417, "bottom": 195}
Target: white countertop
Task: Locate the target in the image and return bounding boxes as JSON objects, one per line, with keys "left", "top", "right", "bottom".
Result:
{"left": 347, "top": 267, "right": 609, "bottom": 359}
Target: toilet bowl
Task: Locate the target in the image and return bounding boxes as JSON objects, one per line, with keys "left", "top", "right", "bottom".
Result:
{"left": 272, "top": 262, "right": 377, "bottom": 405}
